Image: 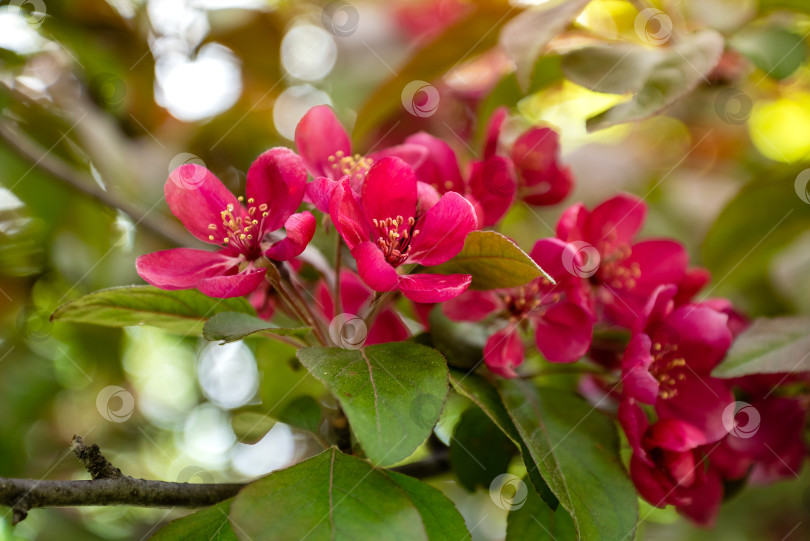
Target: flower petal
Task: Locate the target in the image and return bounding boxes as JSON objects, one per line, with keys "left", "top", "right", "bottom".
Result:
{"left": 136, "top": 248, "right": 237, "bottom": 290}
{"left": 198, "top": 267, "right": 266, "bottom": 298}
{"left": 626, "top": 240, "right": 688, "bottom": 293}
{"left": 483, "top": 106, "right": 507, "bottom": 160}
{"left": 534, "top": 302, "right": 592, "bottom": 363}
{"left": 246, "top": 147, "right": 308, "bottom": 233}
{"left": 663, "top": 305, "right": 732, "bottom": 372}
{"left": 644, "top": 419, "right": 707, "bottom": 452}
{"left": 397, "top": 273, "right": 471, "bottom": 303}
{"left": 361, "top": 157, "right": 418, "bottom": 227}
{"left": 330, "top": 180, "right": 369, "bottom": 250}
{"left": 367, "top": 143, "right": 428, "bottom": 172}
{"left": 305, "top": 176, "right": 340, "bottom": 214}
{"left": 520, "top": 164, "right": 573, "bottom": 206}
{"left": 265, "top": 211, "right": 316, "bottom": 261}
{"left": 294, "top": 105, "right": 351, "bottom": 179}
{"left": 467, "top": 156, "right": 517, "bottom": 227}
{"left": 442, "top": 290, "right": 500, "bottom": 322}
{"left": 586, "top": 193, "right": 646, "bottom": 250}
{"left": 405, "top": 132, "right": 464, "bottom": 193}
{"left": 621, "top": 333, "right": 659, "bottom": 404}
{"left": 351, "top": 241, "right": 399, "bottom": 292}
{"left": 484, "top": 326, "right": 524, "bottom": 378}
{"left": 165, "top": 165, "right": 241, "bottom": 243}
{"left": 408, "top": 191, "right": 478, "bottom": 266}
{"left": 367, "top": 309, "right": 411, "bottom": 345}
{"left": 655, "top": 373, "right": 734, "bottom": 444}
{"left": 511, "top": 127, "right": 573, "bottom": 205}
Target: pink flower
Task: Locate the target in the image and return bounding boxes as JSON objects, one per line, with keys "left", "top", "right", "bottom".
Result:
{"left": 486, "top": 106, "right": 574, "bottom": 206}
{"left": 406, "top": 130, "right": 518, "bottom": 227}
{"left": 136, "top": 148, "right": 315, "bottom": 298}
{"left": 620, "top": 399, "right": 724, "bottom": 526}
{"left": 330, "top": 156, "right": 477, "bottom": 303}
{"left": 294, "top": 105, "right": 427, "bottom": 211}
{"left": 557, "top": 193, "right": 690, "bottom": 327}
{"left": 316, "top": 270, "right": 410, "bottom": 345}
{"left": 443, "top": 238, "right": 593, "bottom": 377}
{"left": 621, "top": 285, "right": 734, "bottom": 443}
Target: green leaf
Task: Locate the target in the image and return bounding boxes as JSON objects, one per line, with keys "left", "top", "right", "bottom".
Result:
{"left": 152, "top": 501, "right": 236, "bottom": 541}
{"left": 500, "top": 0, "right": 593, "bottom": 91}
{"left": 760, "top": 0, "right": 810, "bottom": 15}
{"left": 712, "top": 316, "right": 810, "bottom": 377}
{"left": 353, "top": 2, "right": 519, "bottom": 146}
{"left": 451, "top": 407, "right": 517, "bottom": 491}
{"left": 203, "top": 311, "right": 309, "bottom": 343}
{"left": 385, "top": 471, "right": 471, "bottom": 540}
{"left": 428, "top": 306, "right": 488, "bottom": 370}
{"left": 562, "top": 44, "right": 659, "bottom": 94}
{"left": 296, "top": 342, "right": 449, "bottom": 467}
{"left": 431, "top": 231, "right": 551, "bottom": 290}
{"left": 730, "top": 25, "right": 807, "bottom": 80}
{"left": 499, "top": 380, "right": 638, "bottom": 541}
{"left": 279, "top": 395, "right": 324, "bottom": 434}
{"left": 230, "top": 449, "right": 429, "bottom": 540}
{"left": 51, "top": 286, "right": 254, "bottom": 336}
{"left": 448, "top": 370, "right": 561, "bottom": 507}
{"left": 506, "top": 484, "right": 576, "bottom": 541}
{"left": 231, "top": 411, "right": 276, "bottom": 444}
{"left": 587, "top": 30, "right": 725, "bottom": 131}
{"left": 703, "top": 171, "right": 810, "bottom": 298}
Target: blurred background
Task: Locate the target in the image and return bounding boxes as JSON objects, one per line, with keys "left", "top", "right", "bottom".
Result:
{"left": 1, "top": 0, "right": 810, "bottom": 539}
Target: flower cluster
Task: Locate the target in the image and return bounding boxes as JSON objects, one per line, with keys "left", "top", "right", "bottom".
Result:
{"left": 135, "top": 105, "right": 806, "bottom": 526}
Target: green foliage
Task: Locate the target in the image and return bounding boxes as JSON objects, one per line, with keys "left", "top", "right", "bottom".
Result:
{"left": 730, "top": 25, "right": 807, "bottom": 80}
{"left": 506, "top": 484, "right": 577, "bottom": 541}
{"left": 297, "top": 343, "right": 449, "bottom": 466}
{"left": 427, "top": 306, "right": 488, "bottom": 369}
{"left": 152, "top": 501, "right": 237, "bottom": 541}
{"left": 713, "top": 316, "right": 810, "bottom": 377}
{"left": 450, "top": 406, "right": 517, "bottom": 491}
{"left": 202, "top": 311, "right": 310, "bottom": 343}
{"left": 51, "top": 286, "right": 255, "bottom": 336}
{"left": 229, "top": 448, "right": 469, "bottom": 541}
{"left": 430, "top": 231, "right": 551, "bottom": 290}
{"left": 499, "top": 380, "right": 638, "bottom": 541}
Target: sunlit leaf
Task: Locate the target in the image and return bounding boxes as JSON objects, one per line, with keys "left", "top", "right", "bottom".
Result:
{"left": 152, "top": 500, "right": 236, "bottom": 541}
{"left": 430, "top": 231, "right": 551, "bottom": 290}
{"left": 51, "top": 286, "right": 255, "bottom": 336}
{"left": 730, "top": 25, "right": 807, "bottom": 80}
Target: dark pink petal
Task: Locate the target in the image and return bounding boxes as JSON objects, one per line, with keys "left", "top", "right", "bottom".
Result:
{"left": 661, "top": 449, "right": 697, "bottom": 487}
{"left": 644, "top": 419, "right": 707, "bottom": 452}
{"left": 361, "top": 157, "right": 418, "bottom": 228}
{"left": 673, "top": 267, "right": 711, "bottom": 305}
{"left": 468, "top": 157, "right": 517, "bottom": 226}
{"left": 337, "top": 270, "right": 374, "bottom": 315}
{"left": 656, "top": 374, "right": 734, "bottom": 444}
{"left": 408, "top": 191, "right": 478, "bottom": 266}
{"left": 294, "top": 105, "right": 351, "bottom": 179}
{"left": 405, "top": 132, "right": 464, "bottom": 193}
{"left": 265, "top": 211, "right": 316, "bottom": 261}
{"left": 635, "top": 284, "right": 677, "bottom": 333}
{"left": 585, "top": 193, "right": 646, "bottom": 251}
{"left": 710, "top": 438, "right": 752, "bottom": 480}
{"left": 416, "top": 181, "right": 441, "bottom": 214}
{"left": 198, "top": 267, "right": 266, "bottom": 298}
{"left": 555, "top": 202, "right": 588, "bottom": 242}
{"left": 136, "top": 248, "right": 237, "bottom": 290}
{"left": 624, "top": 240, "right": 688, "bottom": 293}
{"left": 246, "top": 147, "right": 308, "bottom": 233}
{"left": 305, "top": 176, "right": 340, "bottom": 214}
{"left": 397, "top": 273, "right": 471, "bottom": 303}
{"left": 367, "top": 309, "right": 411, "bottom": 345}
{"left": 630, "top": 455, "right": 672, "bottom": 508}
{"left": 621, "top": 333, "right": 659, "bottom": 404}
{"left": 330, "top": 180, "right": 369, "bottom": 250}
{"left": 165, "top": 165, "right": 241, "bottom": 243}
{"left": 483, "top": 106, "right": 507, "bottom": 160}
{"left": 484, "top": 326, "right": 524, "bottom": 378}
{"left": 674, "top": 469, "right": 723, "bottom": 527}
{"left": 726, "top": 398, "right": 806, "bottom": 461}
{"left": 351, "top": 241, "right": 399, "bottom": 292}
{"left": 530, "top": 237, "right": 580, "bottom": 287}
{"left": 249, "top": 281, "right": 275, "bottom": 320}
{"left": 520, "top": 165, "right": 573, "bottom": 206}
{"left": 442, "top": 290, "right": 500, "bottom": 322}
{"left": 750, "top": 437, "right": 805, "bottom": 484}
{"left": 664, "top": 305, "right": 732, "bottom": 372}
{"left": 367, "top": 143, "right": 428, "bottom": 172}
{"left": 534, "top": 302, "right": 592, "bottom": 363}
{"left": 619, "top": 399, "right": 650, "bottom": 462}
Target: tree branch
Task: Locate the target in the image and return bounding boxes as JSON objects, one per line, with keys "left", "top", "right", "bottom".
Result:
{"left": 0, "top": 122, "right": 190, "bottom": 247}
{"left": 0, "top": 436, "right": 244, "bottom": 525}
